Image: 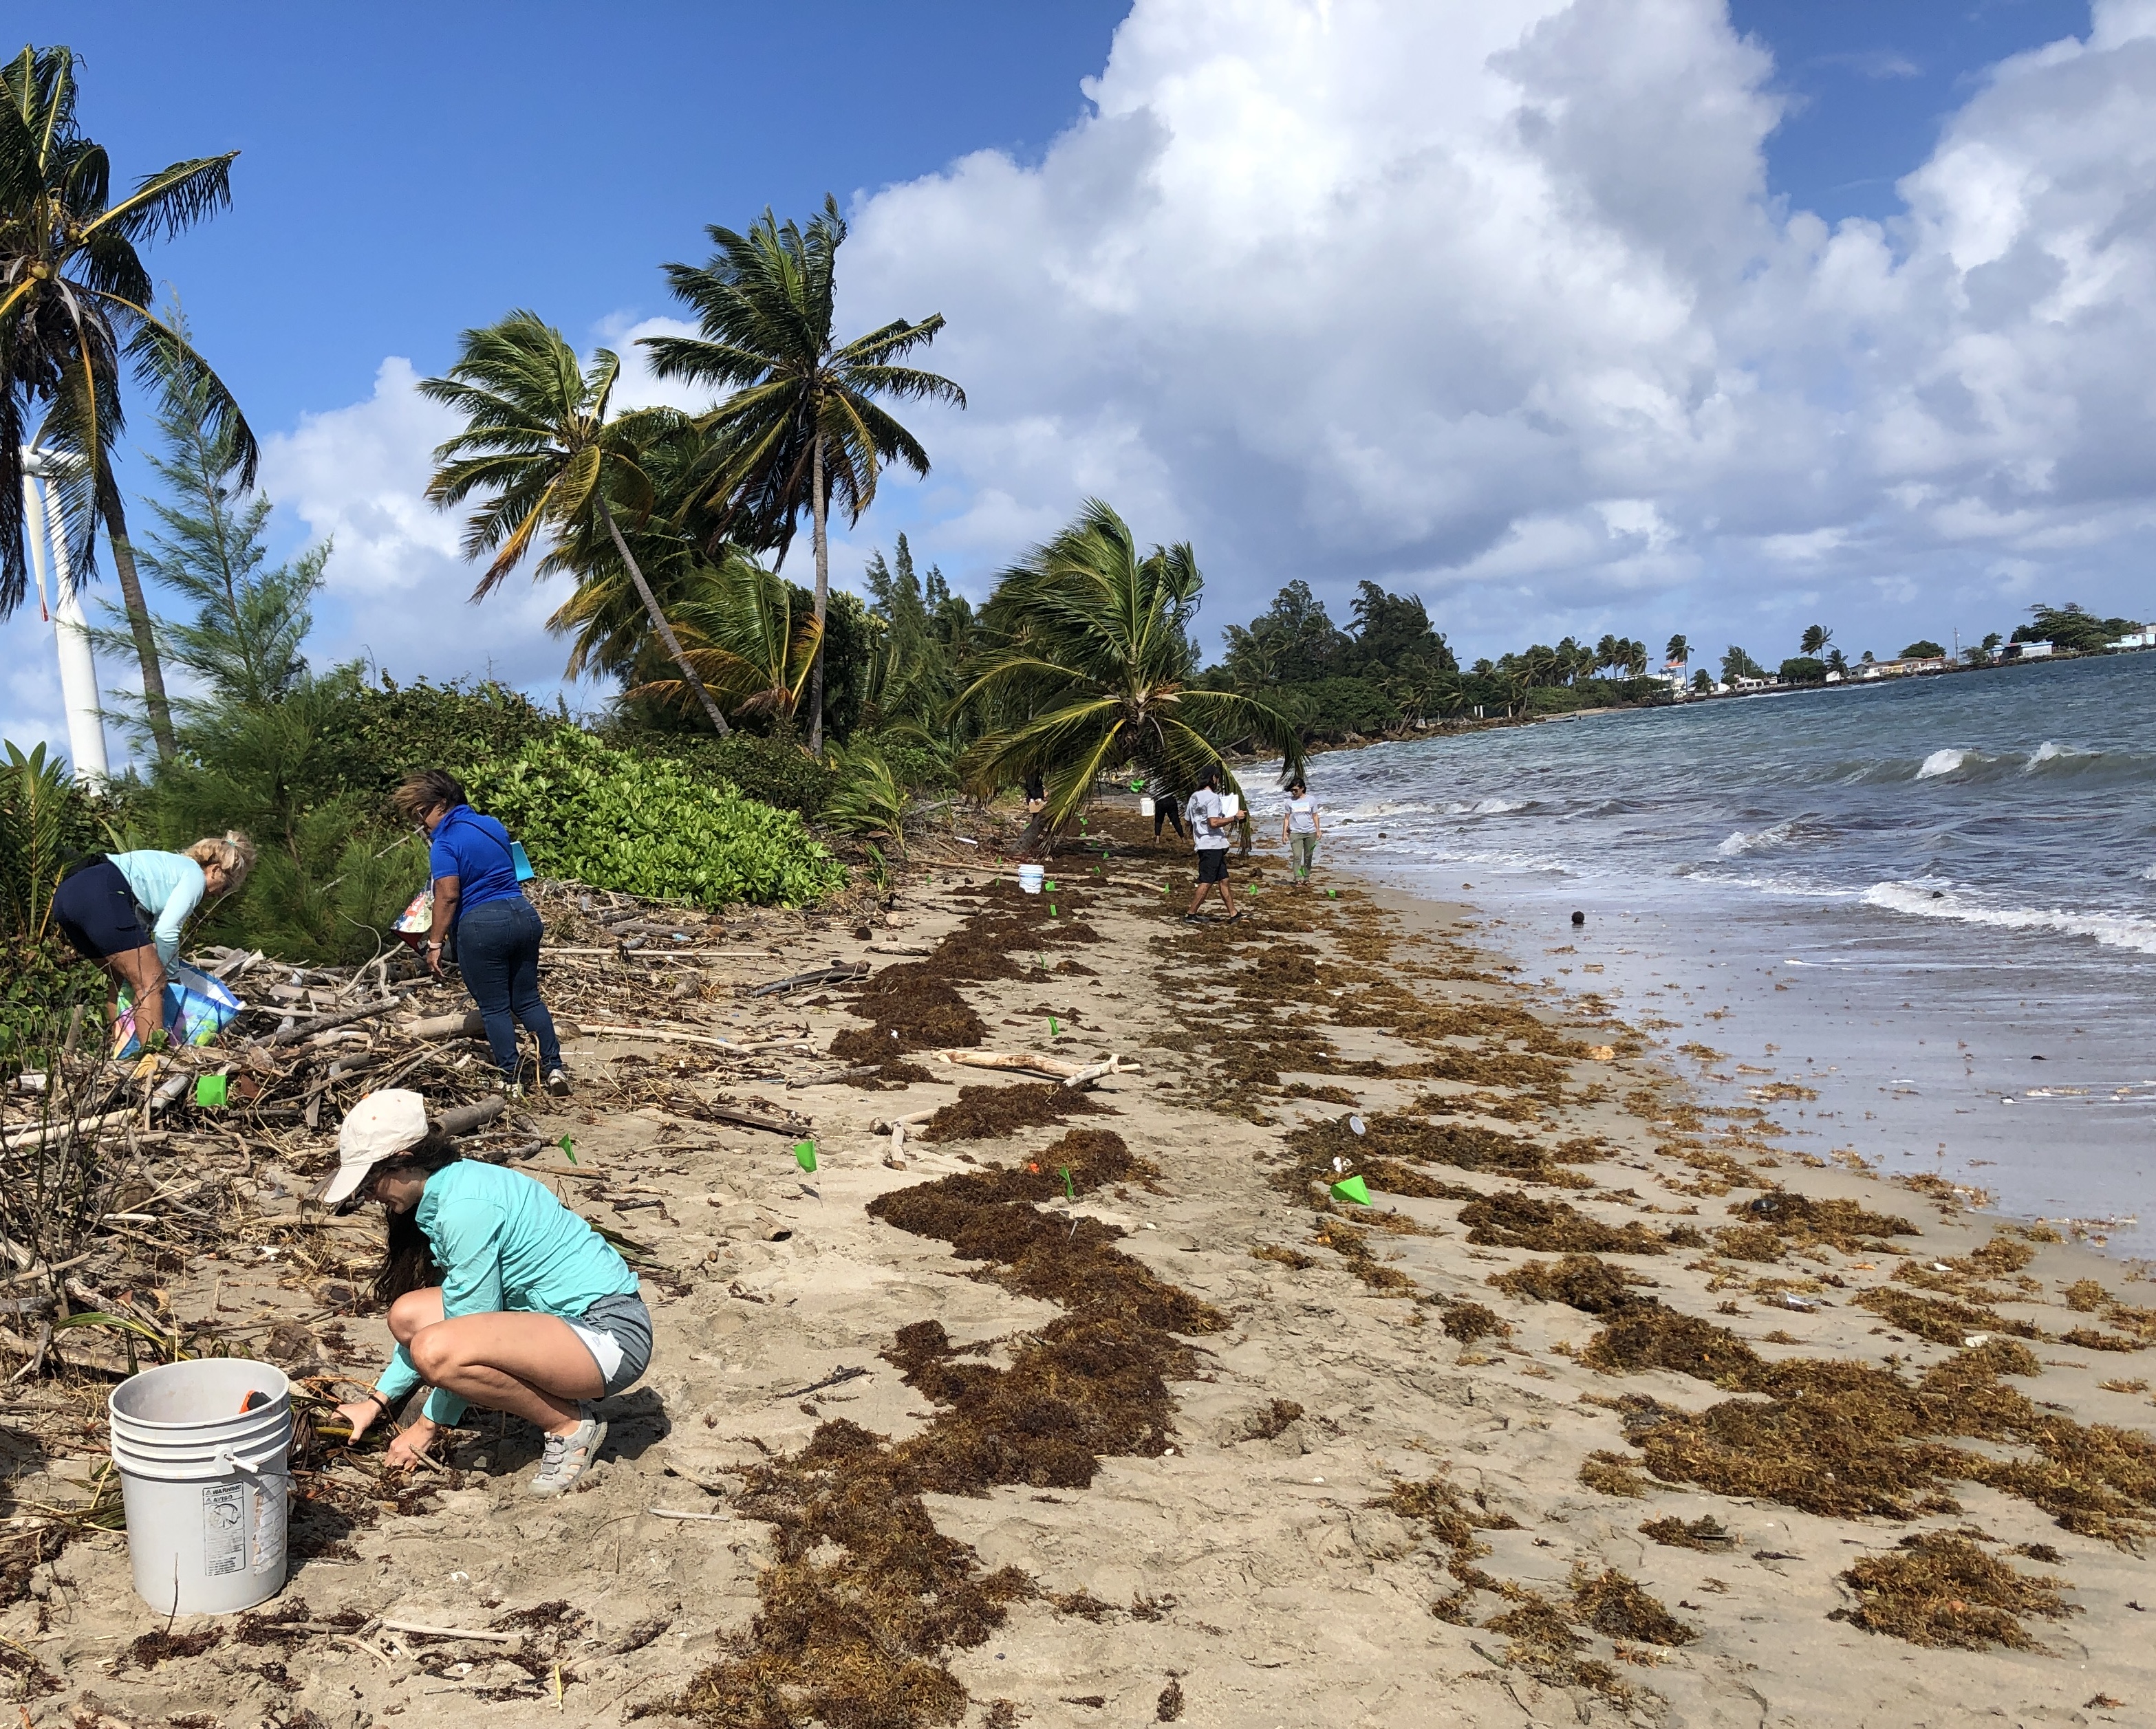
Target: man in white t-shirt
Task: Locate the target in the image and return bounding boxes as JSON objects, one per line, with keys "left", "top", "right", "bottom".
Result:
{"left": 1183, "top": 765, "right": 1240, "bottom": 921}
{"left": 1282, "top": 777, "right": 1321, "bottom": 882}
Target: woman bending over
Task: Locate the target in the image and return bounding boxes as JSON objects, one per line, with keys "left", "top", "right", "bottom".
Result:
{"left": 325, "top": 1089, "right": 651, "bottom": 1496}
{"left": 50, "top": 833, "right": 254, "bottom": 1047}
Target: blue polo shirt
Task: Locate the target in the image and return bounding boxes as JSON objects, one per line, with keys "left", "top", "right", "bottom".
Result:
{"left": 427, "top": 805, "right": 523, "bottom": 924}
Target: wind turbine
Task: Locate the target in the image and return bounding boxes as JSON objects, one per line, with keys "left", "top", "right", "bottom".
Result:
{"left": 19, "top": 444, "right": 109, "bottom": 785}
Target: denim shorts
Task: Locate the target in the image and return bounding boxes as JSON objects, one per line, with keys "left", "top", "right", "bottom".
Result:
{"left": 565, "top": 1292, "right": 653, "bottom": 1397}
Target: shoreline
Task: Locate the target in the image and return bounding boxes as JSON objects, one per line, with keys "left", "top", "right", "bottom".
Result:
{"left": 8, "top": 823, "right": 2151, "bottom": 1724}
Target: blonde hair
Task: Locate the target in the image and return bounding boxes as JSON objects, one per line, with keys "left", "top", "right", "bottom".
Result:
{"left": 185, "top": 830, "right": 257, "bottom": 893}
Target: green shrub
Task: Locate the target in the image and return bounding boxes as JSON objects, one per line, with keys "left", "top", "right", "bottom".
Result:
{"left": 821, "top": 738, "right": 912, "bottom": 855}
{"left": 1280, "top": 676, "right": 1403, "bottom": 738}
{"left": 461, "top": 730, "right": 844, "bottom": 908}
{"left": 1779, "top": 656, "right": 1828, "bottom": 684}
{"left": 620, "top": 728, "right": 836, "bottom": 819}
{"left": 345, "top": 676, "right": 561, "bottom": 798}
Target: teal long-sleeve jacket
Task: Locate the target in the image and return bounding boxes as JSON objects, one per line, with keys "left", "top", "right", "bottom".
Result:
{"left": 371, "top": 1160, "right": 639, "bottom": 1426}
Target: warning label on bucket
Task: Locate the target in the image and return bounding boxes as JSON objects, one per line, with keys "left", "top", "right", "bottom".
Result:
{"left": 202, "top": 1483, "right": 245, "bottom": 1576}
{"left": 252, "top": 1475, "right": 286, "bottom": 1573}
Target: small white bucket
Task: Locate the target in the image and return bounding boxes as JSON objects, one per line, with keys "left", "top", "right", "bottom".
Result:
{"left": 109, "top": 1359, "right": 292, "bottom": 1615}
{"left": 1017, "top": 864, "right": 1046, "bottom": 895}
{"left": 1139, "top": 796, "right": 1155, "bottom": 818}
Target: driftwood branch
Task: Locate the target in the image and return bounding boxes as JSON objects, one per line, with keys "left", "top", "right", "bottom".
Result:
{"left": 268, "top": 999, "right": 399, "bottom": 1047}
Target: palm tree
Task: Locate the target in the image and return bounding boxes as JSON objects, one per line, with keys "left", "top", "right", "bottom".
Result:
{"left": 1800, "top": 623, "right": 1834, "bottom": 657}
{"left": 955, "top": 499, "right": 1302, "bottom": 839}
{"left": 643, "top": 197, "right": 964, "bottom": 754}
{"left": 1665, "top": 633, "right": 1690, "bottom": 666}
{"left": 1622, "top": 638, "right": 1648, "bottom": 678}
{"left": 419, "top": 312, "right": 730, "bottom": 735}
{"left": 1594, "top": 633, "right": 1621, "bottom": 675}
{"left": 1, "top": 45, "right": 256, "bottom": 763}
{"left": 615, "top": 552, "right": 822, "bottom": 724}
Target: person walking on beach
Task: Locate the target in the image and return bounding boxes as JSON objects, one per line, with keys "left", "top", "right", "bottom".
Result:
{"left": 49, "top": 833, "right": 255, "bottom": 1048}
{"left": 394, "top": 769, "right": 570, "bottom": 1098}
{"left": 325, "top": 1090, "right": 649, "bottom": 1494}
{"left": 1150, "top": 779, "right": 1186, "bottom": 843}
{"left": 1282, "top": 778, "right": 1322, "bottom": 883}
{"left": 1183, "top": 766, "right": 1240, "bottom": 922}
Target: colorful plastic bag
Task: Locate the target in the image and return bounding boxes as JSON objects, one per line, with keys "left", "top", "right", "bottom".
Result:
{"left": 394, "top": 885, "right": 433, "bottom": 950}
{"left": 114, "top": 962, "right": 246, "bottom": 1058}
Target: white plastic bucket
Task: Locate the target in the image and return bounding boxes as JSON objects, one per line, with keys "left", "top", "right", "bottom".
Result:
{"left": 1017, "top": 864, "right": 1045, "bottom": 895}
{"left": 1139, "top": 796, "right": 1155, "bottom": 818}
{"left": 109, "top": 1359, "right": 292, "bottom": 1615}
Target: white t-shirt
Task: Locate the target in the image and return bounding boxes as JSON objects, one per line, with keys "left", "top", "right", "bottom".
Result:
{"left": 1187, "top": 789, "right": 1231, "bottom": 850}
{"left": 1286, "top": 794, "right": 1318, "bottom": 834}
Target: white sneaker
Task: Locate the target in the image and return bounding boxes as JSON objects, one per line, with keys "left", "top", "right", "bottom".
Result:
{"left": 544, "top": 1068, "right": 571, "bottom": 1098}
{"left": 529, "top": 1417, "right": 606, "bottom": 1497}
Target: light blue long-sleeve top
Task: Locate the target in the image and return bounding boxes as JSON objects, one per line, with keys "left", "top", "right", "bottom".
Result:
{"left": 372, "top": 1159, "right": 640, "bottom": 1426}
{"left": 107, "top": 851, "right": 206, "bottom": 969}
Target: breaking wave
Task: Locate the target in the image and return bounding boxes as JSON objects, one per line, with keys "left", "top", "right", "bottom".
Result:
{"left": 1862, "top": 880, "right": 2156, "bottom": 956}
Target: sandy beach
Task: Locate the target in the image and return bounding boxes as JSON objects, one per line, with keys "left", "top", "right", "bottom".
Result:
{"left": 12, "top": 812, "right": 2154, "bottom": 1728}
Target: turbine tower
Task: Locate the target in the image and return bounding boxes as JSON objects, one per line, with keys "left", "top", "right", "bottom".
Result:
{"left": 20, "top": 446, "right": 109, "bottom": 785}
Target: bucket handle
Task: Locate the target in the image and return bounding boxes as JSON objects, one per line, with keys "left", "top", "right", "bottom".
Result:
{"left": 215, "top": 1440, "right": 287, "bottom": 1475}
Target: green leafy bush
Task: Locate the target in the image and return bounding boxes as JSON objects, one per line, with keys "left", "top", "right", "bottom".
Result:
{"left": 1779, "top": 656, "right": 1828, "bottom": 684}
{"left": 1279, "top": 676, "right": 1403, "bottom": 738}
{"left": 820, "top": 738, "right": 912, "bottom": 855}
{"left": 462, "top": 730, "right": 843, "bottom": 908}
{"left": 618, "top": 728, "right": 836, "bottom": 818}
{"left": 345, "top": 677, "right": 561, "bottom": 797}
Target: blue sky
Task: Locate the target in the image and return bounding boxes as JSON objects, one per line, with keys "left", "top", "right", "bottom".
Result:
{"left": 8, "top": 1, "right": 2153, "bottom": 763}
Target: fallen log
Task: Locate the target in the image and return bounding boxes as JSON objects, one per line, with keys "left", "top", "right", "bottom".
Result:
{"left": 1, "top": 1107, "right": 136, "bottom": 1149}
{"left": 741, "top": 961, "right": 869, "bottom": 999}
{"left": 406, "top": 1008, "right": 485, "bottom": 1041}
{"left": 578, "top": 1023, "right": 766, "bottom": 1052}
{"left": 787, "top": 1065, "right": 878, "bottom": 1089}
{"left": 934, "top": 1050, "right": 1138, "bottom": 1086}
{"left": 702, "top": 1100, "right": 811, "bottom": 1136}
{"left": 268, "top": 998, "right": 399, "bottom": 1047}
{"left": 436, "top": 1096, "right": 507, "bottom": 1136}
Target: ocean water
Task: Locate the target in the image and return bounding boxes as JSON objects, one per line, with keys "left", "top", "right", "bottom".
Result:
{"left": 1289, "top": 652, "right": 2156, "bottom": 1254}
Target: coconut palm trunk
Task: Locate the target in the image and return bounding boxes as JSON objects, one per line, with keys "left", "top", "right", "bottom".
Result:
{"left": 97, "top": 479, "right": 175, "bottom": 763}
{"left": 598, "top": 494, "right": 731, "bottom": 736}
{"left": 808, "top": 429, "right": 828, "bottom": 757}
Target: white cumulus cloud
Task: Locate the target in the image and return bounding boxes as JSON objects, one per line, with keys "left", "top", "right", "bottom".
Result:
{"left": 838, "top": 0, "right": 2156, "bottom": 656}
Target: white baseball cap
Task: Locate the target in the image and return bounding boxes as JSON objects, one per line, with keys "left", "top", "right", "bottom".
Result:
{"left": 314, "top": 1089, "right": 431, "bottom": 1206}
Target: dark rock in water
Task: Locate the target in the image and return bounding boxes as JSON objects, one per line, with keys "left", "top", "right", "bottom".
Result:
{"left": 1571, "top": 910, "right": 1586, "bottom": 926}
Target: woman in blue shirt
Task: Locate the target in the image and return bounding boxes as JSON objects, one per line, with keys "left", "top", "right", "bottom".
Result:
{"left": 50, "top": 832, "right": 255, "bottom": 1047}
{"left": 323, "top": 1089, "right": 649, "bottom": 1495}
{"left": 393, "top": 769, "right": 569, "bottom": 1098}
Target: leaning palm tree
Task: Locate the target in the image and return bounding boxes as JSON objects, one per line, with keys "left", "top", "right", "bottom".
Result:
{"left": 617, "top": 553, "right": 822, "bottom": 724}
{"left": 956, "top": 499, "right": 1303, "bottom": 841}
{"left": 643, "top": 196, "right": 964, "bottom": 754}
{"left": 1665, "top": 633, "right": 1690, "bottom": 666}
{"left": 419, "top": 312, "right": 729, "bottom": 735}
{"left": 0, "top": 44, "right": 256, "bottom": 762}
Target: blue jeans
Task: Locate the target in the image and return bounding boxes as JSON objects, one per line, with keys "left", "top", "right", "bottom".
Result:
{"left": 454, "top": 895, "right": 561, "bottom": 1080}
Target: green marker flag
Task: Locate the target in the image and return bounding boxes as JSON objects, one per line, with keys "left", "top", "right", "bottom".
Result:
{"left": 1050, "top": 1016, "right": 1060, "bottom": 1037}
{"left": 1049, "top": 903, "right": 1058, "bottom": 917}
{"left": 1326, "top": 888, "right": 1337, "bottom": 898}
{"left": 559, "top": 1134, "right": 577, "bottom": 1164}
{"left": 1330, "top": 1174, "right": 1372, "bottom": 1206}
{"left": 1060, "top": 1166, "right": 1075, "bottom": 1199}
{"left": 1045, "top": 880, "right": 1057, "bottom": 891}
{"left": 794, "top": 1140, "right": 818, "bottom": 1173}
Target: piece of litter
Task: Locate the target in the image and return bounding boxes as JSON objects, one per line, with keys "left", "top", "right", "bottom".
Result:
{"left": 1330, "top": 1175, "right": 1372, "bottom": 1206}
{"left": 793, "top": 1140, "right": 818, "bottom": 1174}
{"left": 1348, "top": 1114, "right": 1366, "bottom": 1135}
{"left": 559, "top": 1134, "right": 577, "bottom": 1164}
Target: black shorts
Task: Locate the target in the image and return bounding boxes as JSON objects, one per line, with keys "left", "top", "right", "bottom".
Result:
{"left": 1195, "top": 848, "right": 1229, "bottom": 884}
{"left": 51, "top": 858, "right": 153, "bottom": 961}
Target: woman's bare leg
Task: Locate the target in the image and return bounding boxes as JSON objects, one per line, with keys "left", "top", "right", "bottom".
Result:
{"left": 406, "top": 1308, "right": 605, "bottom": 1435}
{"left": 105, "top": 944, "right": 169, "bottom": 1044}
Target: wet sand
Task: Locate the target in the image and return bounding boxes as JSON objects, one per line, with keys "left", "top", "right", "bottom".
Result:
{"left": 11, "top": 814, "right": 2154, "bottom": 1727}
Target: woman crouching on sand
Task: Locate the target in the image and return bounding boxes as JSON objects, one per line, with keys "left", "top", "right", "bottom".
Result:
{"left": 323, "top": 1089, "right": 651, "bottom": 1496}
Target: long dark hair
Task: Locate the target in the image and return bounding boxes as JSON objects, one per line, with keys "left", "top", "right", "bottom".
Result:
{"left": 369, "top": 1131, "right": 465, "bottom": 1306}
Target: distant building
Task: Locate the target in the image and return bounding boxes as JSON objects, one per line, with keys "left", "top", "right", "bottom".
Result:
{"left": 1824, "top": 669, "right": 1842, "bottom": 682}
{"left": 2108, "top": 629, "right": 2155, "bottom": 650}
{"left": 1862, "top": 655, "right": 1950, "bottom": 677}
{"left": 1729, "top": 674, "right": 1778, "bottom": 691}
{"left": 1996, "top": 640, "right": 2053, "bottom": 662}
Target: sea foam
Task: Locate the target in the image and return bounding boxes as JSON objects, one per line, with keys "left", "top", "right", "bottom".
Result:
{"left": 1863, "top": 880, "right": 2156, "bottom": 956}
{"left": 1915, "top": 748, "right": 1969, "bottom": 779}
